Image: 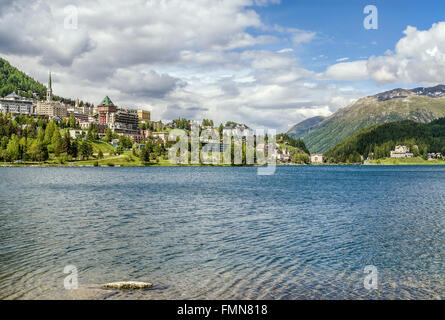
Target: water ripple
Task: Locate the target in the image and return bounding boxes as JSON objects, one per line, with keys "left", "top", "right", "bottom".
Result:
{"left": 0, "top": 166, "right": 444, "bottom": 299}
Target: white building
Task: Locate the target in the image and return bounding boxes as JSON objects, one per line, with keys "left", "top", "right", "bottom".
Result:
{"left": 68, "top": 129, "right": 85, "bottom": 139}
{"left": 152, "top": 132, "right": 169, "bottom": 143}
{"left": 390, "top": 145, "right": 414, "bottom": 158}
{"left": 0, "top": 92, "right": 35, "bottom": 115}
{"left": 428, "top": 153, "right": 443, "bottom": 160}
{"left": 310, "top": 153, "right": 324, "bottom": 164}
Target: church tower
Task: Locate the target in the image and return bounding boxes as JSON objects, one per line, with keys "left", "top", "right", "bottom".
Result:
{"left": 46, "top": 71, "right": 52, "bottom": 102}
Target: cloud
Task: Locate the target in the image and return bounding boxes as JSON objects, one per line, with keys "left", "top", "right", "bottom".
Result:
{"left": 109, "top": 69, "right": 185, "bottom": 99}
{"left": 0, "top": 1, "right": 95, "bottom": 66}
{"left": 162, "top": 104, "right": 208, "bottom": 120}
{"left": 276, "top": 48, "right": 293, "bottom": 53}
{"left": 291, "top": 31, "right": 316, "bottom": 46}
{"left": 324, "top": 22, "right": 445, "bottom": 85}
{"left": 367, "top": 23, "right": 445, "bottom": 84}
{"left": 1, "top": 0, "right": 365, "bottom": 132}
{"left": 323, "top": 60, "right": 368, "bottom": 81}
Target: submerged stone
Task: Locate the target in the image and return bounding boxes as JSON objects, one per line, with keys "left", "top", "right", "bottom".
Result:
{"left": 103, "top": 281, "right": 153, "bottom": 289}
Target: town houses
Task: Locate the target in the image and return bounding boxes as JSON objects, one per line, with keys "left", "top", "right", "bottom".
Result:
{"left": 0, "top": 71, "right": 312, "bottom": 164}
{"left": 5, "top": 71, "right": 162, "bottom": 145}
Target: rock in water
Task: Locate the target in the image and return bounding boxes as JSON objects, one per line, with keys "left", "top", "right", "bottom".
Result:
{"left": 103, "top": 281, "right": 153, "bottom": 289}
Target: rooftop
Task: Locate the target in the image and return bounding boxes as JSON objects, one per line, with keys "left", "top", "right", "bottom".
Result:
{"left": 5, "top": 92, "right": 21, "bottom": 100}
{"left": 98, "top": 96, "right": 114, "bottom": 106}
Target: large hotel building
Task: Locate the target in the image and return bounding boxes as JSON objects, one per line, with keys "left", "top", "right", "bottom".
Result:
{"left": 97, "top": 96, "right": 140, "bottom": 135}
{"left": 0, "top": 92, "right": 34, "bottom": 115}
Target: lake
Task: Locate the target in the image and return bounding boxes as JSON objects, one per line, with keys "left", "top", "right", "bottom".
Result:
{"left": 0, "top": 166, "right": 444, "bottom": 299}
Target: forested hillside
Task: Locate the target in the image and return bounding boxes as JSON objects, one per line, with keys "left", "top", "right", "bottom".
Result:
{"left": 288, "top": 86, "right": 445, "bottom": 153}
{"left": 0, "top": 57, "right": 93, "bottom": 107}
{"left": 0, "top": 58, "right": 46, "bottom": 99}
{"left": 324, "top": 118, "right": 445, "bottom": 163}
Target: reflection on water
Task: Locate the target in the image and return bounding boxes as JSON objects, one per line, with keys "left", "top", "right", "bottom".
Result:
{"left": 0, "top": 166, "right": 444, "bottom": 299}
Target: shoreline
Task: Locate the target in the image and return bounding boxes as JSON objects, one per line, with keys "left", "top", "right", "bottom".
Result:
{"left": 2, "top": 162, "right": 445, "bottom": 168}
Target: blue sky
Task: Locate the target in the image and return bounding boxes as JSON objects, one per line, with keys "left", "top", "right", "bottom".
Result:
{"left": 2, "top": 0, "right": 445, "bottom": 131}
{"left": 255, "top": 0, "right": 445, "bottom": 69}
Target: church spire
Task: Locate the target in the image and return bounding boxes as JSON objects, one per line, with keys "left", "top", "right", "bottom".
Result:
{"left": 46, "top": 71, "right": 52, "bottom": 102}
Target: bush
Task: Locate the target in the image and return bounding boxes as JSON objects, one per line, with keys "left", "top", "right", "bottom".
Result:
{"left": 57, "top": 154, "right": 68, "bottom": 164}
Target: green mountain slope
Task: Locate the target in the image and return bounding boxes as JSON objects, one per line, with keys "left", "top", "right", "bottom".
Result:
{"left": 0, "top": 57, "right": 47, "bottom": 99}
{"left": 0, "top": 57, "right": 91, "bottom": 107}
{"left": 286, "top": 116, "right": 325, "bottom": 138}
{"left": 288, "top": 86, "right": 445, "bottom": 153}
{"left": 324, "top": 117, "right": 445, "bottom": 163}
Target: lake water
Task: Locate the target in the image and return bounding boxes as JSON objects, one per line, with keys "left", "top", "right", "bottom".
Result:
{"left": 0, "top": 166, "right": 444, "bottom": 299}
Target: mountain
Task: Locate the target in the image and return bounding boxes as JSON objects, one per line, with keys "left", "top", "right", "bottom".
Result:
{"left": 286, "top": 116, "right": 325, "bottom": 138}
{"left": 287, "top": 85, "right": 445, "bottom": 153}
{"left": 0, "top": 57, "right": 89, "bottom": 107}
{"left": 0, "top": 57, "right": 47, "bottom": 99}
{"left": 324, "top": 117, "right": 445, "bottom": 163}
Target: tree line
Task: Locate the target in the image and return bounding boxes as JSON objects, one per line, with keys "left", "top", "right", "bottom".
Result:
{"left": 0, "top": 113, "right": 98, "bottom": 163}
{"left": 324, "top": 118, "right": 445, "bottom": 163}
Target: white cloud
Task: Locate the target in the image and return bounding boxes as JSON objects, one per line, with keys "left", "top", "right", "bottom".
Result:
{"left": 0, "top": 1, "right": 94, "bottom": 66}
{"left": 291, "top": 31, "right": 316, "bottom": 46}
{"left": 323, "top": 60, "right": 368, "bottom": 81}
{"left": 366, "top": 23, "right": 445, "bottom": 84}
{"left": 0, "top": 0, "right": 364, "bottom": 132}
{"left": 276, "top": 48, "right": 294, "bottom": 53}
{"left": 323, "top": 22, "right": 445, "bottom": 85}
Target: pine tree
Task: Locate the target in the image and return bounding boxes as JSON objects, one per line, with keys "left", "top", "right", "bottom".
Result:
{"left": 51, "top": 127, "right": 62, "bottom": 156}
{"left": 68, "top": 114, "right": 77, "bottom": 128}
{"left": 80, "top": 141, "right": 93, "bottom": 160}
{"left": 62, "top": 132, "right": 71, "bottom": 154}
{"left": 140, "top": 145, "right": 150, "bottom": 164}
{"left": 6, "top": 134, "right": 20, "bottom": 161}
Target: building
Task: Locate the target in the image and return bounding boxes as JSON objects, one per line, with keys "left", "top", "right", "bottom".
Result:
{"left": 151, "top": 131, "right": 169, "bottom": 143}
{"left": 96, "top": 96, "right": 140, "bottom": 135}
{"left": 0, "top": 92, "right": 35, "bottom": 115}
{"left": 108, "top": 108, "right": 139, "bottom": 134}
{"left": 79, "top": 121, "right": 92, "bottom": 130}
{"left": 129, "top": 133, "right": 145, "bottom": 143}
{"left": 36, "top": 101, "right": 67, "bottom": 118}
{"left": 68, "top": 112, "right": 89, "bottom": 122}
{"left": 428, "top": 153, "right": 443, "bottom": 160}
{"left": 390, "top": 145, "right": 414, "bottom": 158}
{"left": 68, "top": 129, "right": 85, "bottom": 139}
{"left": 67, "top": 98, "right": 90, "bottom": 121}
{"left": 35, "top": 72, "right": 67, "bottom": 118}
{"left": 46, "top": 71, "right": 52, "bottom": 102}
{"left": 137, "top": 109, "right": 151, "bottom": 123}
{"left": 97, "top": 96, "right": 117, "bottom": 125}
{"left": 149, "top": 120, "right": 164, "bottom": 131}
{"left": 311, "top": 153, "right": 324, "bottom": 164}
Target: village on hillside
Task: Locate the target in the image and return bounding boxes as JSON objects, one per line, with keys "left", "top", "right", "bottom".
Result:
{"left": 0, "top": 72, "right": 313, "bottom": 166}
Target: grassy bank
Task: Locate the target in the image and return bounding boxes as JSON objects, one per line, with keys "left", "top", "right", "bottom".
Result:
{"left": 367, "top": 156, "right": 445, "bottom": 165}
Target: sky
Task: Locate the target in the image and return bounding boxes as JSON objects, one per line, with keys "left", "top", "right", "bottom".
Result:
{"left": 1, "top": 0, "right": 445, "bottom": 132}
